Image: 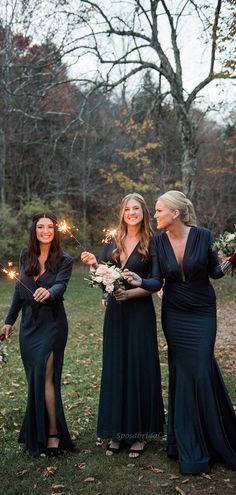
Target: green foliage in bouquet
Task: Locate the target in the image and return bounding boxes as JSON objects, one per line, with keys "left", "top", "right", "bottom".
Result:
{"left": 213, "top": 230, "right": 236, "bottom": 256}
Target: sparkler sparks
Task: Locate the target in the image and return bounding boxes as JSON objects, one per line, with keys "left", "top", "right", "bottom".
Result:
{"left": 102, "top": 228, "right": 117, "bottom": 244}
{"left": 0, "top": 262, "right": 34, "bottom": 295}
{"left": 57, "top": 220, "right": 85, "bottom": 249}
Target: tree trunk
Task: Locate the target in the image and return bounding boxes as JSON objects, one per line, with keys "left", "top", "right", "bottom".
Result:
{"left": 174, "top": 103, "right": 198, "bottom": 198}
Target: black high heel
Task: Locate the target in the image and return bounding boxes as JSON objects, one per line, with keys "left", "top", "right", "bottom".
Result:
{"left": 46, "top": 434, "right": 62, "bottom": 457}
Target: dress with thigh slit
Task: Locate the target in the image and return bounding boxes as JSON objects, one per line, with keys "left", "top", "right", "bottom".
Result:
{"left": 96, "top": 238, "right": 164, "bottom": 443}
{"left": 5, "top": 251, "right": 74, "bottom": 457}
{"left": 140, "top": 226, "right": 236, "bottom": 474}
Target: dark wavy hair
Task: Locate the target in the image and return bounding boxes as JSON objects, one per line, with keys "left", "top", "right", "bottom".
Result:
{"left": 112, "top": 193, "right": 153, "bottom": 263}
{"left": 24, "top": 212, "right": 63, "bottom": 276}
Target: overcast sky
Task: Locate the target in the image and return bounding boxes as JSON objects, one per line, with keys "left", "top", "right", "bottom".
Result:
{"left": 2, "top": 0, "right": 235, "bottom": 123}
{"left": 65, "top": 0, "right": 236, "bottom": 123}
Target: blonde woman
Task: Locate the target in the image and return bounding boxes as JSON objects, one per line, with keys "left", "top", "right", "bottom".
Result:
{"left": 81, "top": 194, "right": 164, "bottom": 458}
{"left": 125, "top": 190, "right": 236, "bottom": 474}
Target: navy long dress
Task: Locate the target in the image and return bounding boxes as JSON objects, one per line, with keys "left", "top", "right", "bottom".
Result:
{"left": 140, "top": 226, "right": 236, "bottom": 474}
{"left": 5, "top": 251, "right": 74, "bottom": 457}
{"left": 97, "top": 238, "right": 164, "bottom": 444}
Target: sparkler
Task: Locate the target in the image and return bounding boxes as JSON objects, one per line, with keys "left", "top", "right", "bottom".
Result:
{"left": 102, "top": 228, "right": 117, "bottom": 244}
{"left": 0, "top": 262, "right": 34, "bottom": 295}
{"left": 57, "top": 220, "right": 85, "bottom": 249}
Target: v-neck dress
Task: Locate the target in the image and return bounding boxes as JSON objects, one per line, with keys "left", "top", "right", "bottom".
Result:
{"left": 97, "top": 238, "right": 164, "bottom": 442}
{"left": 5, "top": 250, "right": 74, "bottom": 457}
{"left": 140, "top": 226, "right": 236, "bottom": 474}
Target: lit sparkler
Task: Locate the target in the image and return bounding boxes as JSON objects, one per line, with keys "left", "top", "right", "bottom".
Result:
{"left": 0, "top": 262, "right": 34, "bottom": 295}
{"left": 57, "top": 220, "right": 85, "bottom": 249}
{"left": 102, "top": 228, "right": 117, "bottom": 244}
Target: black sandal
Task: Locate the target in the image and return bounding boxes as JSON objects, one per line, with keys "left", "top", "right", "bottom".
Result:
{"left": 128, "top": 447, "right": 144, "bottom": 458}
{"left": 46, "top": 434, "right": 62, "bottom": 457}
{"left": 106, "top": 442, "right": 120, "bottom": 455}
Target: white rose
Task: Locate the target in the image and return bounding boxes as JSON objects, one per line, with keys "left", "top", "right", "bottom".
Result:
{"left": 102, "top": 272, "right": 115, "bottom": 285}
{"left": 96, "top": 265, "right": 109, "bottom": 276}
{"left": 111, "top": 269, "right": 122, "bottom": 280}
{"left": 106, "top": 283, "right": 114, "bottom": 293}
{"left": 226, "top": 233, "right": 235, "bottom": 242}
{"left": 94, "top": 276, "right": 103, "bottom": 283}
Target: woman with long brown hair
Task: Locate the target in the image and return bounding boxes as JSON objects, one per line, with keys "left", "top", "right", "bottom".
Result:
{"left": 81, "top": 193, "right": 164, "bottom": 458}
{"left": 0, "top": 212, "right": 74, "bottom": 457}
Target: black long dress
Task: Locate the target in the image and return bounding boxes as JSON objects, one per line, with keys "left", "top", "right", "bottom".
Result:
{"left": 5, "top": 251, "right": 74, "bottom": 457}
{"left": 140, "top": 226, "right": 236, "bottom": 474}
{"left": 97, "top": 239, "right": 164, "bottom": 443}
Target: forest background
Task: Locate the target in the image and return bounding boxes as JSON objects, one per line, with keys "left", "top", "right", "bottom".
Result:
{"left": 0, "top": 0, "right": 236, "bottom": 261}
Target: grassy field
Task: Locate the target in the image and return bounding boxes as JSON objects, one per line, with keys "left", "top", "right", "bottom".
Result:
{"left": 0, "top": 271, "right": 235, "bottom": 495}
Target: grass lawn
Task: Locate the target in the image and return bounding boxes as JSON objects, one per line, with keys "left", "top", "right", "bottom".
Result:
{"left": 0, "top": 271, "right": 236, "bottom": 495}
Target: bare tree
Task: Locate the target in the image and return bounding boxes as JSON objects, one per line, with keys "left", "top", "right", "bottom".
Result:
{"left": 60, "top": 0, "right": 234, "bottom": 196}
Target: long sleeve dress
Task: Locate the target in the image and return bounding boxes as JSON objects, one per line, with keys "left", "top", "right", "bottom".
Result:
{"left": 140, "top": 226, "right": 236, "bottom": 474}
{"left": 5, "top": 251, "right": 74, "bottom": 457}
{"left": 97, "top": 238, "right": 164, "bottom": 443}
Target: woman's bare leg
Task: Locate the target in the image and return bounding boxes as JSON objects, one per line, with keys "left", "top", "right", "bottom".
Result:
{"left": 45, "top": 353, "right": 59, "bottom": 448}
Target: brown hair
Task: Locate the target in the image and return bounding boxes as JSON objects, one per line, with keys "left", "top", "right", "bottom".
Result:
{"left": 158, "top": 190, "right": 197, "bottom": 226}
{"left": 112, "top": 193, "right": 153, "bottom": 262}
{"left": 24, "top": 212, "right": 63, "bottom": 276}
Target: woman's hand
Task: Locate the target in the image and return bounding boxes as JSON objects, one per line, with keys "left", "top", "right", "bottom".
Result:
{"left": 33, "top": 287, "right": 50, "bottom": 302}
{"left": 123, "top": 269, "right": 142, "bottom": 287}
{"left": 0, "top": 324, "right": 13, "bottom": 340}
{"left": 81, "top": 251, "right": 98, "bottom": 268}
{"left": 113, "top": 288, "right": 129, "bottom": 301}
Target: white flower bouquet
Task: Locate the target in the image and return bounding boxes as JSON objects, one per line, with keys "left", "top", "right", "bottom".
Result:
{"left": 213, "top": 228, "right": 236, "bottom": 273}
{"left": 86, "top": 262, "right": 124, "bottom": 297}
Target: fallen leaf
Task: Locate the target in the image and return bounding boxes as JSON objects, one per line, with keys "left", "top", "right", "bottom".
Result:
{"left": 68, "top": 401, "right": 81, "bottom": 411}
{"left": 71, "top": 430, "right": 80, "bottom": 439}
{"left": 78, "top": 463, "right": 86, "bottom": 470}
{"left": 51, "top": 484, "right": 65, "bottom": 489}
{"left": 175, "top": 486, "right": 186, "bottom": 495}
{"left": 43, "top": 466, "right": 58, "bottom": 478}
{"left": 17, "top": 469, "right": 28, "bottom": 477}
{"left": 169, "top": 475, "right": 180, "bottom": 480}
{"left": 144, "top": 465, "right": 164, "bottom": 473}
{"left": 84, "top": 477, "right": 95, "bottom": 482}
{"left": 202, "top": 473, "right": 212, "bottom": 480}
{"left": 181, "top": 478, "right": 189, "bottom": 484}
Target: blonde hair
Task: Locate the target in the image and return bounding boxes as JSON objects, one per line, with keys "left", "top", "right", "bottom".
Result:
{"left": 113, "top": 193, "right": 153, "bottom": 262}
{"left": 158, "top": 190, "right": 197, "bottom": 226}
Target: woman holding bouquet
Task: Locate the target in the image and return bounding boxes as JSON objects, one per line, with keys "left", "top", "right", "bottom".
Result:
{"left": 125, "top": 190, "right": 236, "bottom": 474}
{"left": 0, "top": 213, "right": 74, "bottom": 457}
{"left": 81, "top": 193, "right": 164, "bottom": 458}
